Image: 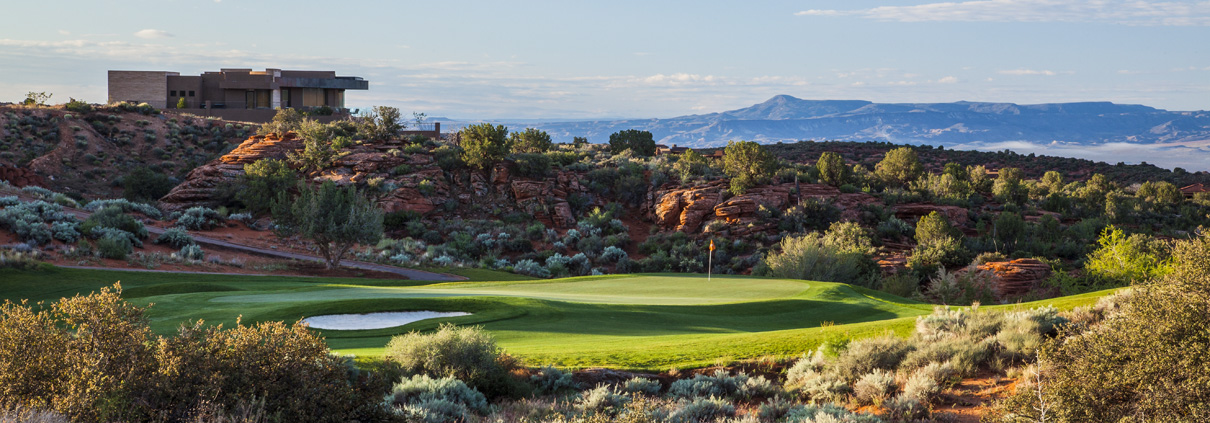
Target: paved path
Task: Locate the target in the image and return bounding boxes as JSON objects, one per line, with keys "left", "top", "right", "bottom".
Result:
{"left": 14, "top": 192, "right": 464, "bottom": 281}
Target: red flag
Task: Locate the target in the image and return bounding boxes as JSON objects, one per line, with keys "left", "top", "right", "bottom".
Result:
{"left": 709, "top": 239, "right": 715, "bottom": 252}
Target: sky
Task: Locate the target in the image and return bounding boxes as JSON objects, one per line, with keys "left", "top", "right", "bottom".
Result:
{"left": 1, "top": 0, "right": 1208, "bottom": 120}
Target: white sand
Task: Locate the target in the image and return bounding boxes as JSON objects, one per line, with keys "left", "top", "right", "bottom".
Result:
{"left": 301, "top": 311, "right": 470, "bottom": 330}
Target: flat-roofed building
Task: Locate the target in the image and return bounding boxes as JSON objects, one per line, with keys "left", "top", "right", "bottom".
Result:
{"left": 108, "top": 68, "right": 368, "bottom": 122}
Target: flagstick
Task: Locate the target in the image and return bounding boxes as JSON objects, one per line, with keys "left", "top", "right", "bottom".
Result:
{"left": 708, "top": 244, "right": 713, "bottom": 282}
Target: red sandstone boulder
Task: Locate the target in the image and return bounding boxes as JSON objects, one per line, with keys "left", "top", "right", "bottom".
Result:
{"left": 977, "top": 259, "right": 1052, "bottom": 298}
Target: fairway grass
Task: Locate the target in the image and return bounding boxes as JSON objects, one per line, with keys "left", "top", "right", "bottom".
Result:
{"left": 0, "top": 267, "right": 1118, "bottom": 371}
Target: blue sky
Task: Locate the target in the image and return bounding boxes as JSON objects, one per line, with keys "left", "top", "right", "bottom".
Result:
{"left": 1, "top": 0, "right": 1208, "bottom": 119}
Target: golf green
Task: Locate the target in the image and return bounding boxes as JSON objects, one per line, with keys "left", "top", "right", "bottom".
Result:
{"left": 0, "top": 267, "right": 1115, "bottom": 370}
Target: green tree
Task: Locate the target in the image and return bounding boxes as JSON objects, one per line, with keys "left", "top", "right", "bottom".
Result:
{"left": 672, "top": 149, "right": 710, "bottom": 183}
{"left": 175, "top": 97, "right": 186, "bottom": 109}
{"left": 572, "top": 136, "right": 588, "bottom": 147}
{"left": 122, "top": 167, "right": 175, "bottom": 202}
{"left": 359, "top": 105, "right": 404, "bottom": 142}
{"left": 1136, "top": 180, "right": 1183, "bottom": 205}
{"left": 1041, "top": 170, "right": 1064, "bottom": 194}
{"left": 22, "top": 91, "right": 51, "bottom": 106}
{"left": 815, "top": 151, "right": 850, "bottom": 187}
{"left": 942, "top": 162, "right": 966, "bottom": 181}
{"left": 992, "top": 167, "right": 1027, "bottom": 205}
{"left": 874, "top": 147, "right": 923, "bottom": 187}
{"left": 259, "top": 108, "right": 305, "bottom": 135}
{"left": 237, "top": 158, "right": 297, "bottom": 214}
{"left": 915, "top": 211, "right": 960, "bottom": 246}
{"left": 272, "top": 181, "right": 384, "bottom": 269}
{"left": 1085, "top": 225, "right": 1173, "bottom": 284}
{"left": 288, "top": 120, "right": 350, "bottom": 175}
{"left": 510, "top": 128, "right": 553, "bottom": 154}
{"left": 1023, "top": 232, "right": 1210, "bottom": 422}
{"left": 722, "top": 140, "right": 777, "bottom": 195}
{"left": 967, "top": 165, "right": 992, "bottom": 194}
{"left": 460, "top": 123, "right": 511, "bottom": 169}
{"left": 607, "top": 129, "right": 656, "bottom": 156}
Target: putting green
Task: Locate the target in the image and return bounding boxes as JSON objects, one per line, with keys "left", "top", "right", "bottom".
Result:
{"left": 0, "top": 267, "right": 1116, "bottom": 370}
{"left": 211, "top": 275, "right": 812, "bottom": 305}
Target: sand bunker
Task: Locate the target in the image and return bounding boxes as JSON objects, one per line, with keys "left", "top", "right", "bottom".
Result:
{"left": 301, "top": 311, "right": 470, "bottom": 330}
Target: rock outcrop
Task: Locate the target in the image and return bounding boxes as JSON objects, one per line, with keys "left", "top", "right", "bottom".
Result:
{"left": 977, "top": 259, "right": 1052, "bottom": 298}
{"left": 0, "top": 165, "right": 46, "bottom": 188}
{"left": 159, "top": 132, "right": 302, "bottom": 211}
{"left": 647, "top": 180, "right": 726, "bottom": 232}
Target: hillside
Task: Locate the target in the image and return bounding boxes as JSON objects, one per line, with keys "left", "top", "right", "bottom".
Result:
{"left": 509, "top": 95, "right": 1210, "bottom": 168}
{"left": 0, "top": 103, "right": 255, "bottom": 198}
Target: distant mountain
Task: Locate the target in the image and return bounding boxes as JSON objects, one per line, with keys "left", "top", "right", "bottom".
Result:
{"left": 511, "top": 95, "right": 1210, "bottom": 149}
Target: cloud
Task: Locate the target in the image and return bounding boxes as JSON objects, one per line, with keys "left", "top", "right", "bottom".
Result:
{"left": 998, "top": 69, "right": 1060, "bottom": 76}
{"left": 795, "top": 0, "right": 1210, "bottom": 26}
{"left": 938, "top": 76, "right": 959, "bottom": 83}
{"left": 134, "top": 29, "right": 173, "bottom": 39}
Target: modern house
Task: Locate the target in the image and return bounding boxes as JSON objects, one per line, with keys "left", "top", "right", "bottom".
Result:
{"left": 107, "top": 68, "right": 368, "bottom": 122}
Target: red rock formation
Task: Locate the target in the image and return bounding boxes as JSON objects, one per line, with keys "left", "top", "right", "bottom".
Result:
{"left": 714, "top": 184, "right": 794, "bottom": 222}
{"left": 977, "top": 259, "right": 1052, "bottom": 298}
{"left": 0, "top": 165, "right": 46, "bottom": 188}
{"left": 160, "top": 132, "right": 303, "bottom": 211}
{"left": 647, "top": 181, "right": 726, "bottom": 232}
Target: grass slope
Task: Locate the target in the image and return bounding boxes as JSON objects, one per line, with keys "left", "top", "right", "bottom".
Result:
{"left": 0, "top": 267, "right": 1116, "bottom": 370}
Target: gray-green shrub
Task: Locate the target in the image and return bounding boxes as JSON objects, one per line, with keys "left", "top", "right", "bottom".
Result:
{"left": 178, "top": 244, "right": 204, "bottom": 261}
{"left": 623, "top": 377, "right": 662, "bottom": 396}
{"left": 384, "top": 324, "right": 510, "bottom": 396}
{"left": 176, "top": 206, "right": 219, "bottom": 230}
{"left": 852, "top": 369, "right": 896, "bottom": 406}
{"left": 576, "top": 384, "right": 631, "bottom": 412}
{"left": 832, "top": 336, "right": 914, "bottom": 382}
{"left": 385, "top": 374, "right": 489, "bottom": 415}
{"left": 668, "top": 370, "right": 776, "bottom": 400}
{"left": 667, "top": 397, "right": 735, "bottom": 423}
{"left": 154, "top": 227, "right": 195, "bottom": 248}
{"left": 531, "top": 365, "right": 581, "bottom": 396}
{"left": 783, "top": 403, "right": 882, "bottom": 423}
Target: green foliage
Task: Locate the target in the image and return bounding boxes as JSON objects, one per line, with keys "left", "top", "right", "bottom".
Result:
{"left": 530, "top": 365, "right": 581, "bottom": 396}
{"left": 153, "top": 227, "right": 194, "bottom": 249}
{"left": 914, "top": 211, "right": 959, "bottom": 246}
{"left": 1136, "top": 180, "right": 1183, "bottom": 205}
{"left": 763, "top": 230, "right": 877, "bottom": 285}
{"left": 175, "top": 206, "right": 219, "bottom": 230}
{"left": 288, "top": 120, "right": 350, "bottom": 175}
{"left": 510, "top": 128, "right": 553, "bottom": 154}
{"left": 460, "top": 123, "right": 511, "bottom": 169}
{"left": 607, "top": 129, "right": 656, "bottom": 156}
{"left": 258, "top": 108, "right": 304, "bottom": 135}
{"left": 122, "top": 167, "right": 175, "bottom": 202}
{"left": 272, "top": 181, "right": 384, "bottom": 269}
{"left": 384, "top": 323, "right": 516, "bottom": 398}
{"left": 385, "top": 374, "right": 490, "bottom": 420}
{"left": 992, "top": 167, "right": 1027, "bottom": 205}
{"left": 672, "top": 149, "right": 711, "bottom": 183}
{"left": 1016, "top": 233, "right": 1210, "bottom": 422}
{"left": 815, "top": 151, "right": 850, "bottom": 187}
{"left": 238, "top": 158, "right": 297, "bottom": 214}
{"left": 667, "top": 370, "right": 777, "bottom": 401}
{"left": 1084, "top": 225, "right": 1173, "bottom": 285}
{"left": 875, "top": 147, "right": 923, "bottom": 187}
{"left": 358, "top": 105, "right": 404, "bottom": 142}
{"left": 64, "top": 98, "right": 92, "bottom": 114}
{"left": 22, "top": 91, "right": 51, "bottom": 106}
{"left": 80, "top": 206, "right": 147, "bottom": 240}
{"left": 722, "top": 140, "right": 777, "bottom": 195}
{"left": 509, "top": 153, "right": 553, "bottom": 178}
{"left": 175, "top": 97, "right": 185, "bottom": 109}
{"left": 95, "top": 235, "right": 131, "bottom": 259}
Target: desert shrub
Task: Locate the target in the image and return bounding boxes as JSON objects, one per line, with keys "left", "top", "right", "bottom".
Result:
{"left": 882, "top": 395, "right": 929, "bottom": 422}
{"left": 176, "top": 206, "right": 220, "bottom": 230}
{"left": 623, "top": 377, "right": 662, "bottom": 396}
{"left": 668, "top": 370, "right": 777, "bottom": 401}
{"left": 177, "top": 244, "right": 204, "bottom": 261}
{"left": 852, "top": 369, "right": 897, "bottom": 406}
{"left": 876, "top": 217, "right": 913, "bottom": 241}
{"left": 96, "top": 232, "right": 133, "bottom": 259}
{"left": 531, "top": 365, "right": 581, "bottom": 396}
{"left": 792, "top": 370, "right": 851, "bottom": 404}
{"left": 0, "top": 196, "right": 18, "bottom": 207}
{"left": 122, "top": 167, "right": 175, "bottom": 202}
{"left": 460, "top": 123, "right": 510, "bottom": 169}
{"left": 83, "top": 199, "right": 163, "bottom": 220}
{"left": 510, "top": 128, "right": 553, "bottom": 154}
{"left": 384, "top": 324, "right": 514, "bottom": 397}
{"left": 780, "top": 199, "right": 842, "bottom": 233}
{"left": 667, "top": 397, "right": 735, "bottom": 423}
{"left": 763, "top": 232, "right": 875, "bottom": 285}
{"left": 238, "top": 158, "right": 297, "bottom": 214}
{"left": 80, "top": 206, "right": 147, "bottom": 239}
{"left": 1084, "top": 225, "right": 1172, "bottom": 285}
{"left": 384, "top": 374, "right": 489, "bottom": 421}
{"left": 783, "top": 402, "right": 881, "bottom": 423}
{"left": 599, "top": 246, "right": 628, "bottom": 263}
{"left": 785, "top": 351, "right": 828, "bottom": 390}
{"left": 49, "top": 221, "right": 79, "bottom": 243}
{"left": 577, "top": 385, "right": 631, "bottom": 412}
{"left": 900, "top": 369, "right": 940, "bottom": 403}
{"left": 832, "top": 336, "right": 914, "bottom": 382}
{"left": 875, "top": 147, "right": 923, "bottom": 188}
{"left": 154, "top": 227, "right": 195, "bottom": 248}
{"left": 512, "top": 258, "right": 550, "bottom": 278}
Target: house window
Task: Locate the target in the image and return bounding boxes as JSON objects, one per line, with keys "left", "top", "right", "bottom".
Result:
{"left": 188, "top": 91, "right": 195, "bottom": 97}
{"left": 170, "top": 90, "right": 177, "bottom": 96}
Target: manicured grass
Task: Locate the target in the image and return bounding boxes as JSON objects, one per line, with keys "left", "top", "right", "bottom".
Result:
{"left": 0, "top": 266, "right": 1118, "bottom": 371}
